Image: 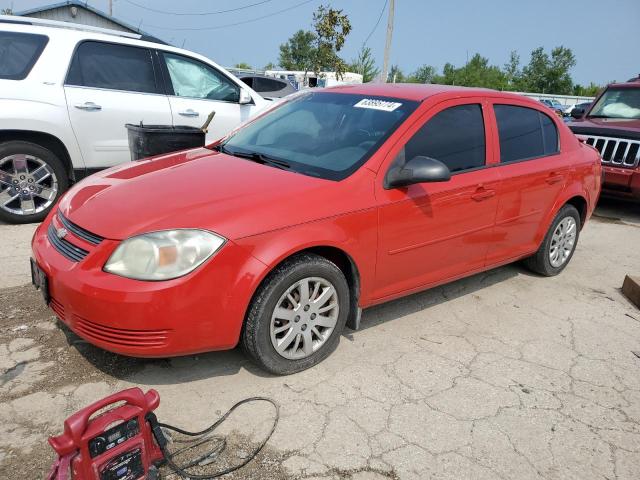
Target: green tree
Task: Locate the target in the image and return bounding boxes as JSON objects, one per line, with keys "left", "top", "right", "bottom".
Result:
{"left": 407, "top": 64, "right": 437, "bottom": 84}
{"left": 433, "top": 54, "right": 506, "bottom": 89}
{"left": 234, "top": 62, "right": 253, "bottom": 70}
{"left": 520, "top": 46, "right": 576, "bottom": 94}
{"left": 573, "top": 82, "right": 602, "bottom": 97}
{"left": 350, "top": 46, "right": 379, "bottom": 82}
{"left": 388, "top": 65, "right": 405, "bottom": 83}
{"left": 503, "top": 50, "right": 522, "bottom": 90}
{"left": 1, "top": 8, "right": 12, "bottom": 14}
{"left": 310, "top": 5, "right": 352, "bottom": 79}
{"left": 278, "top": 30, "right": 316, "bottom": 71}
{"left": 263, "top": 62, "right": 277, "bottom": 71}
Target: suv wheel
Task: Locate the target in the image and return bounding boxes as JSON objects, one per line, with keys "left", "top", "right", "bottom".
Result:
{"left": 242, "top": 253, "right": 350, "bottom": 375}
{"left": 0, "top": 141, "right": 68, "bottom": 224}
{"left": 524, "top": 204, "right": 581, "bottom": 276}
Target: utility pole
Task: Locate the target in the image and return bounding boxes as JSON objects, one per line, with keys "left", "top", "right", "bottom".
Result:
{"left": 108, "top": 0, "right": 113, "bottom": 16}
{"left": 381, "top": 0, "right": 394, "bottom": 83}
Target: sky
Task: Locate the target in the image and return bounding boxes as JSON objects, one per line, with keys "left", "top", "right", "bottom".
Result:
{"left": 4, "top": 0, "right": 639, "bottom": 86}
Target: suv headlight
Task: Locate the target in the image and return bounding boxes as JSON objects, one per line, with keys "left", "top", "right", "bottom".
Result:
{"left": 104, "top": 229, "right": 226, "bottom": 281}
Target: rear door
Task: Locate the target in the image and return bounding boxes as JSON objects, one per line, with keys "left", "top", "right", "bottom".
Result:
{"left": 486, "top": 102, "right": 570, "bottom": 264}
{"left": 158, "top": 51, "right": 258, "bottom": 143}
{"left": 64, "top": 40, "right": 172, "bottom": 169}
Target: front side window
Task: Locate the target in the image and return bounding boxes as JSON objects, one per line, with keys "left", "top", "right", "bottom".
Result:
{"left": 402, "top": 104, "right": 486, "bottom": 173}
{"left": 494, "top": 105, "right": 559, "bottom": 163}
{"left": 589, "top": 87, "right": 640, "bottom": 119}
{"left": 0, "top": 31, "right": 48, "bottom": 80}
{"left": 162, "top": 52, "right": 239, "bottom": 102}
{"left": 66, "top": 41, "right": 158, "bottom": 93}
{"left": 221, "top": 92, "right": 418, "bottom": 180}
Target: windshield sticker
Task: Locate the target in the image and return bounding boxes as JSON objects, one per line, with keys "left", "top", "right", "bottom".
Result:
{"left": 354, "top": 99, "right": 402, "bottom": 112}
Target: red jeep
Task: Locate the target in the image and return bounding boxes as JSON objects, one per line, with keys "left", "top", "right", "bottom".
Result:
{"left": 569, "top": 76, "right": 640, "bottom": 200}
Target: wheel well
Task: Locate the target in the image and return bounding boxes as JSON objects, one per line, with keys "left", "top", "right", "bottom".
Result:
{"left": 303, "top": 246, "right": 360, "bottom": 297}
{"left": 0, "top": 130, "right": 73, "bottom": 180}
{"left": 565, "top": 195, "right": 587, "bottom": 228}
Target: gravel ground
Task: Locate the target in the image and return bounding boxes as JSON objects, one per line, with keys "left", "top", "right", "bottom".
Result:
{"left": 0, "top": 198, "right": 639, "bottom": 480}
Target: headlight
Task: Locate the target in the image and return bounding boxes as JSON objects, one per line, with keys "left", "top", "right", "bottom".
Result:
{"left": 104, "top": 229, "right": 225, "bottom": 281}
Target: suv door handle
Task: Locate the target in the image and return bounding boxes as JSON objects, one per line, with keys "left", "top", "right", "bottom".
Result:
{"left": 74, "top": 102, "right": 102, "bottom": 111}
{"left": 178, "top": 109, "right": 199, "bottom": 117}
{"left": 546, "top": 173, "right": 565, "bottom": 185}
{"left": 471, "top": 188, "right": 496, "bottom": 201}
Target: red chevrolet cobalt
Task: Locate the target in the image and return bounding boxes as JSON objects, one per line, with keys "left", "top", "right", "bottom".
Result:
{"left": 31, "top": 84, "right": 601, "bottom": 374}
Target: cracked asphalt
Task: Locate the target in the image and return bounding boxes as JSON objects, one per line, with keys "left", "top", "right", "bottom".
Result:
{"left": 1, "top": 197, "right": 639, "bottom": 479}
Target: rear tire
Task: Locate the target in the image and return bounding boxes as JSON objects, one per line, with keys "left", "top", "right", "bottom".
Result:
{"left": 241, "top": 253, "right": 350, "bottom": 375}
{"left": 0, "top": 141, "right": 68, "bottom": 224}
{"left": 524, "top": 204, "right": 581, "bottom": 276}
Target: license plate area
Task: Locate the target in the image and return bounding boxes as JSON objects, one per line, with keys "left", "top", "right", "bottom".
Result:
{"left": 30, "top": 258, "right": 50, "bottom": 304}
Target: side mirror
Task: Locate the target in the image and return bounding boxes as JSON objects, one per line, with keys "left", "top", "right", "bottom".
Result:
{"left": 570, "top": 108, "right": 585, "bottom": 119}
{"left": 239, "top": 89, "right": 253, "bottom": 105}
{"left": 385, "top": 156, "right": 451, "bottom": 189}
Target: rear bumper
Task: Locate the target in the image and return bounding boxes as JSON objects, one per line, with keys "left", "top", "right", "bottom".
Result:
{"left": 31, "top": 216, "right": 266, "bottom": 357}
{"left": 602, "top": 165, "right": 640, "bottom": 199}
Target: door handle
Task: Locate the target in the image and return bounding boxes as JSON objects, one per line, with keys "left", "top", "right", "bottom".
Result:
{"left": 471, "top": 188, "right": 496, "bottom": 201}
{"left": 178, "top": 109, "right": 199, "bottom": 117}
{"left": 74, "top": 102, "right": 101, "bottom": 111}
{"left": 546, "top": 173, "right": 565, "bottom": 185}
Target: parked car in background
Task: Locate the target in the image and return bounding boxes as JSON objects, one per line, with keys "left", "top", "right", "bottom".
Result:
{"left": 539, "top": 99, "right": 565, "bottom": 117}
{"left": 568, "top": 76, "right": 640, "bottom": 200}
{"left": 0, "top": 16, "right": 267, "bottom": 223}
{"left": 238, "top": 74, "right": 297, "bottom": 99}
{"left": 31, "top": 84, "right": 601, "bottom": 374}
{"left": 569, "top": 102, "right": 592, "bottom": 119}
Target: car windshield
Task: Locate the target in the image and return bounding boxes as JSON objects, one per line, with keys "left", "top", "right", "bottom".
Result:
{"left": 589, "top": 87, "right": 640, "bottom": 119}
{"left": 221, "top": 92, "right": 418, "bottom": 180}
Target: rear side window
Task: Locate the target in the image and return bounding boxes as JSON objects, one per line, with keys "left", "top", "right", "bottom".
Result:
{"left": 494, "top": 105, "right": 559, "bottom": 163}
{"left": 0, "top": 31, "right": 48, "bottom": 80}
{"left": 255, "top": 77, "right": 286, "bottom": 93}
{"left": 66, "top": 41, "right": 158, "bottom": 93}
{"left": 403, "top": 104, "right": 486, "bottom": 173}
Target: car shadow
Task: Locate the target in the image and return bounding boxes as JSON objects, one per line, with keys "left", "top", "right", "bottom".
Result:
{"left": 593, "top": 196, "right": 640, "bottom": 226}
{"left": 59, "top": 262, "right": 527, "bottom": 384}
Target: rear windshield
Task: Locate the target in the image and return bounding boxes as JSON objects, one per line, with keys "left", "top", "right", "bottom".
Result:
{"left": 222, "top": 92, "right": 418, "bottom": 180}
{"left": 0, "top": 31, "right": 48, "bottom": 80}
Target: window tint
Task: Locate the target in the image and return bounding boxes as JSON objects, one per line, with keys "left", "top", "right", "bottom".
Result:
{"left": 403, "top": 104, "right": 486, "bottom": 173}
{"left": 162, "top": 52, "right": 239, "bottom": 102}
{"left": 66, "top": 41, "right": 157, "bottom": 93}
{"left": 255, "top": 77, "right": 286, "bottom": 93}
{"left": 0, "top": 32, "right": 48, "bottom": 80}
{"left": 494, "top": 105, "right": 559, "bottom": 163}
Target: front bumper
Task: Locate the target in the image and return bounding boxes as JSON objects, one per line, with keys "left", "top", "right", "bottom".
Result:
{"left": 602, "top": 165, "right": 640, "bottom": 200}
{"left": 31, "top": 214, "right": 266, "bottom": 357}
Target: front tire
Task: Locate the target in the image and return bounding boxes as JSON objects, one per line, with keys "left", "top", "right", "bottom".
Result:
{"left": 0, "top": 141, "right": 68, "bottom": 224}
{"left": 242, "top": 253, "right": 350, "bottom": 375}
{"left": 524, "top": 204, "right": 581, "bottom": 276}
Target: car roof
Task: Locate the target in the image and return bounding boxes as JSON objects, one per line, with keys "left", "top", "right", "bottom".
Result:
{"left": 324, "top": 83, "right": 500, "bottom": 102}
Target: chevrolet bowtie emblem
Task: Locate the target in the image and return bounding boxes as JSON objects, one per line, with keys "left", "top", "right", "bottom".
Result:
{"left": 56, "top": 228, "right": 68, "bottom": 239}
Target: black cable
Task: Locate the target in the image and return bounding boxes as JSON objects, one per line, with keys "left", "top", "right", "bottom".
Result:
{"left": 139, "top": 0, "right": 317, "bottom": 31}
{"left": 149, "top": 397, "right": 279, "bottom": 479}
{"left": 362, "top": 0, "right": 388, "bottom": 47}
{"left": 122, "top": 0, "right": 277, "bottom": 16}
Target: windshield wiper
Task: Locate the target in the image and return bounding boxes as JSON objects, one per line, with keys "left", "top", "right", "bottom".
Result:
{"left": 217, "top": 145, "right": 291, "bottom": 170}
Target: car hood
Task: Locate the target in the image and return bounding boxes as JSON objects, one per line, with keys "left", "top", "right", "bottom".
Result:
{"left": 59, "top": 148, "right": 373, "bottom": 241}
{"left": 568, "top": 116, "right": 640, "bottom": 138}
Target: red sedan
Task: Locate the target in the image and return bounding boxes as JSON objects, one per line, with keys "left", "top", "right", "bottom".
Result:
{"left": 31, "top": 84, "right": 601, "bottom": 374}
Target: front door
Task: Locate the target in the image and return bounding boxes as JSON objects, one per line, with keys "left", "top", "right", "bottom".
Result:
{"left": 64, "top": 41, "right": 173, "bottom": 169}
{"left": 158, "top": 51, "right": 258, "bottom": 143}
{"left": 374, "top": 99, "right": 500, "bottom": 300}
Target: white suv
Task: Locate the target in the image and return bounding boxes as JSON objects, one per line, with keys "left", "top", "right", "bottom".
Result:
{"left": 0, "top": 16, "right": 267, "bottom": 223}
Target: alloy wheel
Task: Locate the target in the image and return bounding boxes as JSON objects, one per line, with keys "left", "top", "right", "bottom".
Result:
{"left": 0, "top": 154, "right": 58, "bottom": 217}
{"left": 549, "top": 216, "right": 577, "bottom": 268}
{"left": 270, "top": 277, "right": 339, "bottom": 360}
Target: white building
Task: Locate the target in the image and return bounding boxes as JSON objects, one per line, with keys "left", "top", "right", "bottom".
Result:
{"left": 265, "top": 70, "right": 363, "bottom": 90}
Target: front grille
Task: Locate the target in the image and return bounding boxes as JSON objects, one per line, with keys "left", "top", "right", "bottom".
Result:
{"left": 47, "top": 223, "right": 89, "bottom": 262}
{"left": 74, "top": 315, "right": 170, "bottom": 349}
{"left": 584, "top": 135, "right": 640, "bottom": 168}
{"left": 58, "top": 211, "right": 104, "bottom": 245}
